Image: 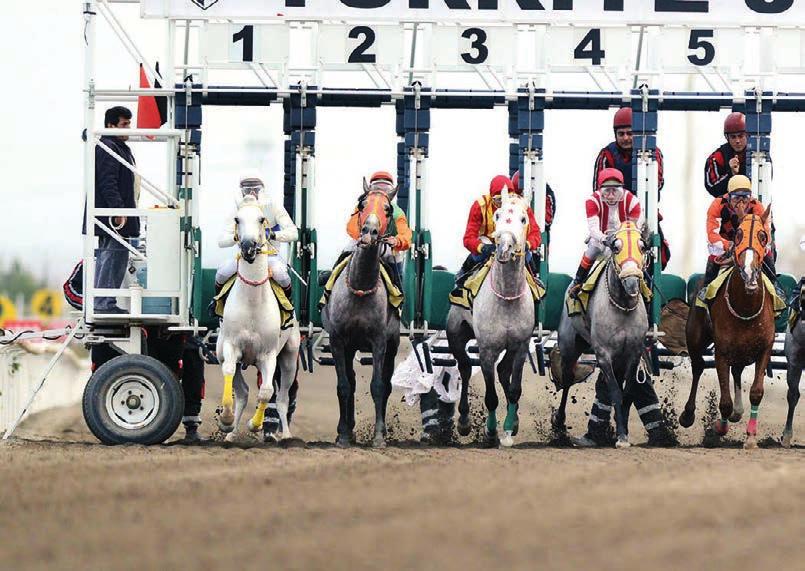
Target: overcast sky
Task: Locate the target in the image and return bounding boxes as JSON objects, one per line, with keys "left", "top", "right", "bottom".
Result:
{"left": 0, "top": 2, "right": 801, "bottom": 294}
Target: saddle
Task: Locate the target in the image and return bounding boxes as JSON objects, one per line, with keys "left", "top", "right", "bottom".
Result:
{"left": 448, "top": 258, "right": 545, "bottom": 311}
{"left": 212, "top": 275, "right": 296, "bottom": 329}
{"left": 694, "top": 267, "right": 786, "bottom": 318}
{"left": 318, "top": 253, "right": 404, "bottom": 311}
{"left": 566, "top": 259, "right": 652, "bottom": 317}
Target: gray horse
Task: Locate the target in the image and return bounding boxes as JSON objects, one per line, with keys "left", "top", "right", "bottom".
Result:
{"left": 782, "top": 281, "right": 804, "bottom": 448}
{"left": 321, "top": 190, "right": 400, "bottom": 447}
{"left": 447, "top": 192, "right": 534, "bottom": 447}
{"left": 555, "top": 222, "right": 649, "bottom": 448}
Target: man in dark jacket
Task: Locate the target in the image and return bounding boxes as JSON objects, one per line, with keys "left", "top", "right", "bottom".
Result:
{"left": 85, "top": 106, "right": 139, "bottom": 313}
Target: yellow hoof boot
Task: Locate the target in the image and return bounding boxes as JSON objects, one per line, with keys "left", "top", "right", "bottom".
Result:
{"left": 248, "top": 403, "right": 267, "bottom": 432}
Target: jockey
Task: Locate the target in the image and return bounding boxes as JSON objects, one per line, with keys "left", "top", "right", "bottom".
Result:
{"left": 569, "top": 168, "right": 641, "bottom": 298}
{"left": 593, "top": 107, "right": 670, "bottom": 268}
{"left": 345, "top": 171, "right": 412, "bottom": 286}
{"left": 704, "top": 112, "right": 757, "bottom": 198}
{"left": 702, "top": 174, "right": 776, "bottom": 289}
{"left": 213, "top": 171, "right": 298, "bottom": 301}
{"left": 457, "top": 174, "right": 542, "bottom": 284}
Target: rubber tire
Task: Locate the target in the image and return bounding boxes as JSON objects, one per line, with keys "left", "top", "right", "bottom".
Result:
{"left": 82, "top": 354, "right": 184, "bottom": 445}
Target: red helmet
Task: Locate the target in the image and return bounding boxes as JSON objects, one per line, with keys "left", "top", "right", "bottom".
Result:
{"left": 489, "top": 174, "right": 513, "bottom": 197}
{"left": 597, "top": 168, "right": 624, "bottom": 189}
{"left": 613, "top": 107, "right": 632, "bottom": 130}
{"left": 724, "top": 112, "right": 746, "bottom": 135}
{"left": 370, "top": 171, "right": 394, "bottom": 184}
{"left": 510, "top": 171, "right": 525, "bottom": 195}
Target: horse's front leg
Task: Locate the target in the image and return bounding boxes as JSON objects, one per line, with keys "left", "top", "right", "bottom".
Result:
{"left": 680, "top": 308, "right": 711, "bottom": 428}
{"left": 330, "top": 336, "right": 353, "bottom": 448}
{"left": 782, "top": 360, "right": 802, "bottom": 448}
{"left": 224, "top": 369, "right": 249, "bottom": 442}
{"left": 598, "top": 355, "right": 629, "bottom": 449}
{"left": 745, "top": 347, "right": 772, "bottom": 449}
{"left": 479, "top": 348, "right": 500, "bottom": 447}
{"left": 730, "top": 365, "right": 745, "bottom": 423}
{"left": 501, "top": 341, "right": 529, "bottom": 448}
{"left": 369, "top": 340, "right": 388, "bottom": 448}
{"left": 219, "top": 341, "right": 241, "bottom": 430}
{"left": 713, "top": 354, "right": 733, "bottom": 437}
{"left": 249, "top": 351, "right": 278, "bottom": 433}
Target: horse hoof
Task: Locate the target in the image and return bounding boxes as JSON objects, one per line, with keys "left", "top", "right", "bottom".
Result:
{"left": 714, "top": 419, "right": 729, "bottom": 436}
{"left": 571, "top": 434, "right": 599, "bottom": 448}
{"left": 483, "top": 428, "right": 499, "bottom": 448}
{"left": 457, "top": 417, "right": 472, "bottom": 437}
{"left": 511, "top": 420, "right": 520, "bottom": 437}
{"left": 678, "top": 410, "right": 695, "bottom": 429}
{"left": 729, "top": 411, "right": 743, "bottom": 423}
{"left": 500, "top": 431, "right": 514, "bottom": 448}
{"left": 224, "top": 431, "right": 238, "bottom": 443}
{"left": 217, "top": 419, "right": 235, "bottom": 433}
{"left": 335, "top": 435, "right": 352, "bottom": 448}
{"left": 372, "top": 435, "right": 387, "bottom": 448}
{"left": 781, "top": 432, "right": 793, "bottom": 449}
{"left": 551, "top": 412, "right": 566, "bottom": 432}
{"left": 744, "top": 435, "right": 758, "bottom": 450}
{"left": 247, "top": 419, "right": 262, "bottom": 433}
{"left": 615, "top": 437, "right": 631, "bottom": 449}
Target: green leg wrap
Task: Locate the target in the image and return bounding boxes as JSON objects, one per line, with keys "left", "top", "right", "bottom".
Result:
{"left": 503, "top": 403, "right": 519, "bottom": 432}
{"left": 486, "top": 409, "right": 497, "bottom": 433}
{"left": 750, "top": 405, "right": 759, "bottom": 420}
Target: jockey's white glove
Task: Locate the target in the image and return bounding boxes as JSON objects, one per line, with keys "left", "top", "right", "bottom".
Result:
{"left": 708, "top": 241, "right": 726, "bottom": 257}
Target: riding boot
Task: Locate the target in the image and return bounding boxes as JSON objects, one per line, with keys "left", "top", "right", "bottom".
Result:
{"left": 282, "top": 283, "right": 294, "bottom": 304}
{"left": 569, "top": 263, "right": 592, "bottom": 299}
{"left": 207, "top": 282, "right": 224, "bottom": 318}
{"left": 452, "top": 254, "right": 479, "bottom": 295}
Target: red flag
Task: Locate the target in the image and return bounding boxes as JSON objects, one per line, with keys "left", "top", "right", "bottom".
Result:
{"left": 137, "top": 64, "right": 162, "bottom": 132}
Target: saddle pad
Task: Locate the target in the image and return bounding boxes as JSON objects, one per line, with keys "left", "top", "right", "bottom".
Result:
{"left": 565, "top": 259, "right": 652, "bottom": 317}
{"left": 694, "top": 267, "right": 786, "bottom": 318}
{"left": 213, "top": 275, "right": 296, "bottom": 329}
{"left": 448, "top": 258, "right": 545, "bottom": 311}
{"left": 318, "top": 253, "right": 404, "bottom": 310}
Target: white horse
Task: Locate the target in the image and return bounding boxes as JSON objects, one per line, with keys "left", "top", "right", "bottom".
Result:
{"left": 216, "top": 196, "right": 301, "bottom": 442}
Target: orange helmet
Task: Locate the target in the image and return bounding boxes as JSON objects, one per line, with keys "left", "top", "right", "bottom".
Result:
{"left": 613, "top": 107, "right": 632, "bottom": 130}
{"left": 724, "top": 112, "right": 746, "bottom": 135}
{"left": 369, "top": 171, "right": 394, "bottom": 184}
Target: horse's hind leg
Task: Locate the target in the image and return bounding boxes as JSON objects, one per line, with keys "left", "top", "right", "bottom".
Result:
{"left": 447, "top": 321, "right": 474, "bottom": 436}
{"left": 501, "top": 341, "right": 529, "bottom": 447}
{"left": 598, "top": 354, "right": 629, "bottom": 448}
{"left": 224, "top": 369, "right": 249, "bottom": 442}
{"left": 729, "top": 365, "right": 746, "bottom": 423}
{"left": 680, "top": 308, "right": 711, "bottom": 428}
{"left": 275, "top": 334, "right": 301, "bottom": 440}
{"left": 782, "top": 362, "right": 802, "bottom": 448}
{"left": 249, "top": 351, "right": 278, "bottom": 433}
{"left": 744, "top": 348, "right": 772, "bottom": 449}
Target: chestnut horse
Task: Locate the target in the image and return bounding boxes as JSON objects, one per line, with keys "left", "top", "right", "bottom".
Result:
{"left": 679, "top": 205, "right": 774, "bottom": 449}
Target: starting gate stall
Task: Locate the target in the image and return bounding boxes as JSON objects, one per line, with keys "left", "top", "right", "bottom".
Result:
{"left": 3, "top": 0, "right": 805, "bottom": 443}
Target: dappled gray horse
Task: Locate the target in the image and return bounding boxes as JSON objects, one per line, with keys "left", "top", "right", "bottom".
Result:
{"left": 321, "top": 190, "right": 400, "bottom": 447}
{"left": 782, "top": 281, "right": 804, "bottom": 448}
{"left": 555, "top": 221, "right": 649, "bottom": 448}
{"left": 447, "top": 191, "right": 534, "bottom": 447}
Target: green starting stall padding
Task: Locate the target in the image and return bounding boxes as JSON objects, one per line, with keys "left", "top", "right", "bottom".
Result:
{"left": 543, "top": 272, "right": 572, "bottom": 331}
{"left": 429, "top": 269, "right": 456, "bottom": 331}
{"left": 656, "top": 274, "right": 687, "bottom": 305}
{"left": 196, "top": 268, "right": 219, "bottom": 331}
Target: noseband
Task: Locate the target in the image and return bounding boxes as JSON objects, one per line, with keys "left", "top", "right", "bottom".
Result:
{"left": 234, "top": 205, "right": 272, "bottom": 287}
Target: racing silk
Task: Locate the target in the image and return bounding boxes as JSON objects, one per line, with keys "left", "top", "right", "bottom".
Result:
{"left": 463, "top": 194, "right": 541, "bottom": 254}
{"left": 218, "top": 192, "right": 298, "bottom": 248}
{"left": 706, "top": 195, "right": 771, "bottom": 255}
{"left": 593, "top": 141, "right": 665, "bottom": 196}
{"left": 346, "top": 203, "right": 412, "bottom": 253}
{"left": 704, "top": 144, "right": 775, "bottom": 198}
{"left": 585, "top": 190, "right": 642, "bottom": 243}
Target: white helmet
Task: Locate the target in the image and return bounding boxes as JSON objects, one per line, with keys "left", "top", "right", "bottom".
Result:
{"left": 239, "top": 169, "right": 265, "bottom": 197}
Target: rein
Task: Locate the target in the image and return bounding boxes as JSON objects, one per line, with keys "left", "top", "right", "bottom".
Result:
{"left": 724, "top": 270, "right": 765, "bottom": 321}
{"left": 237, "top": 258, "right": 272, "bottom": 287}
{"left": 604, "top": 261, "right": 639, "bottom": 313}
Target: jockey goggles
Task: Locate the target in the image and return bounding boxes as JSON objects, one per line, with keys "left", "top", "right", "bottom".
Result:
{"left": 729, "top": 190, "right": 751, "bottom": 203}
{"left": 370, "top": 179, "right": 395, "bottom": 194}
{"left": 240, "top": 179, "right": 264, "bottom": 196}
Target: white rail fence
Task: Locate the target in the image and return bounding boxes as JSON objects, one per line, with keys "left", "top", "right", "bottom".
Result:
{"left": 0, "top": 343, "right": 90, "bottom": 435}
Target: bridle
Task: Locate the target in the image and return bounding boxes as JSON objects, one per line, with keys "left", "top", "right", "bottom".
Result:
{"left": 356, "top": 190, "right": 393, "bottom": 247}
{"left": 723, "top": 270, "right": 765, "bottom": 321}
{"left": 234, "top": 203, "right": 273, "bottom": 287}
{"left": 604, "top": 261, "right": 639, "bottom": 312}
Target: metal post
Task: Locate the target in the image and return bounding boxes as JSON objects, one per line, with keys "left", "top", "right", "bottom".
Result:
{"left": 83, "top": 2, "right": 97, "bottom": 325}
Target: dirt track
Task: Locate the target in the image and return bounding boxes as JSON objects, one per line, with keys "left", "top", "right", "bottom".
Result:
{"left": 2, "top": 360, "right": 804, "bottom": 570}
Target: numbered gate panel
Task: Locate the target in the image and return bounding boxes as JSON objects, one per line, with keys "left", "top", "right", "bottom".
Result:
{"left": 317, "top": 24, "right": 403, "bottom": 67}
{"left": 430, "top": 24, "right": 516, "bottom": 69}
{"left": 652, "top": 26, "right": 745, "bottom": 72}
{"left": 545, "top": 26, "right": 633, "bottom": 70}
{"left": 200, "top": 23, "right": 289, "bottom": 64}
